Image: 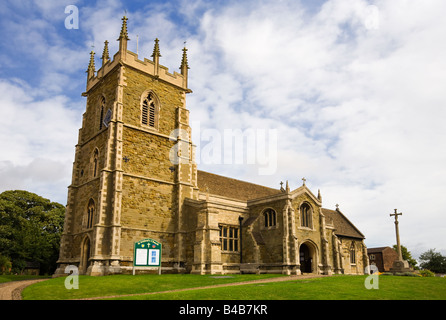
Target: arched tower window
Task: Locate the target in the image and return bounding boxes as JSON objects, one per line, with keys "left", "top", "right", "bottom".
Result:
{"left": 300, "top": 203, "right": 312, "bottom": 228}
{"left": 87, "top": 199, "right": 95, "bottom": 229}
{"left": 93, "top": 148, "right": 99, "bottom": 177}
{"left": 99, "top": 96, "right": 105, "bottom": 130}
{"left": 141, "top": 92, "right": 159, "bottom": 129}
{"left": 263, "top": 208, "right": 276, "bottom": 227}
{"left": 350, "top": 242, "right": 356, "bottom": 264}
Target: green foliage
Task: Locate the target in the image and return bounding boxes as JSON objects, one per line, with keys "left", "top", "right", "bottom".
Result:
{"left": 0, "top": 254, "right": 12, "bottom": 274}
{"left": 392, "top": 245, "right": 418, "bottom": 269}
{"left": 394, "top": 272, "right": 418, "bottom": 277}
{"left": 418, "top": 269, "right": 435, "bottom": 277}
{"left": 0, "top": 190, "right": 65, "bottom": 274}
{"left": 419, "top": 249, "right": 446, "bottom": 274}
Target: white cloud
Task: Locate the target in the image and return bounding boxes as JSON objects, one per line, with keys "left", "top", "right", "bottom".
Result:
{"left": 1, "top": 0, "right": 445, "bottom": 257}
{"left": 0, "top": 79, "right": 79, "bottom": 203}
{"left": 185, "top": 0, "right": 446, "bottom": 256}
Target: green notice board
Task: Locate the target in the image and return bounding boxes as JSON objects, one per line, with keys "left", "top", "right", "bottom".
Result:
{"left": 133, "top": 238, "right": 162, "bottom": 270}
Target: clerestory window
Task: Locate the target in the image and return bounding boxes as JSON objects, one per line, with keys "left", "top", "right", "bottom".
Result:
{"left": 263, "top": 208, "right": 276, "bottom": 228}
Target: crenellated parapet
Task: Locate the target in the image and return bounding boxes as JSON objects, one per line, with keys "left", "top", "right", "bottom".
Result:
{"left": 84, "top": 16, "right": 191, "bottom": 95}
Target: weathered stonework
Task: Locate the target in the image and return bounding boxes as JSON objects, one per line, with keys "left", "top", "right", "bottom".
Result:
{"left": 54, "top": 17, "right": 367, "bottom": 277}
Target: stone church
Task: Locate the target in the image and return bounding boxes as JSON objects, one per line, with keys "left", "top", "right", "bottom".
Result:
{"left": 55, "top": 17, "right": 368, "bottom": 276}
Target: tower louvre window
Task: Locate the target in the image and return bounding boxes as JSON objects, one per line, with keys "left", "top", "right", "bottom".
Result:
{"left": 141, "top": 92, "right": 158, "bottom": 128}
{"left": 149, "top": 100, "right": 155, "bottom": 127}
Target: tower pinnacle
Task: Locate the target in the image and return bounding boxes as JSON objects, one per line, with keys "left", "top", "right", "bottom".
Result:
{"left": 180, "top": 46, "right": 189, "bottom": 72}
{"left": 117, "top": 16, "right": 130, "bottom": 60}
{"left": 180, "top": 45, "right": 189, "bottom": 88}
{"left": 151, "top": 38, "right": 161, "bottom": 77}
{"left": 118, "top": 16, "right": 129, "bottom": 41}
{"left": 86, "top": 50, "right": 95, "bottom": 79}
{"left": 101, "top": 40, "right": 110, "bottom": 66}
{"left": 151, "top": 38, "right": 162, "bottom": 58}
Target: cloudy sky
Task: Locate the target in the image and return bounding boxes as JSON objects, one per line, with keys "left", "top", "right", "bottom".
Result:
{"left": 1, "top": 0, "right": 445, "bottom": 260}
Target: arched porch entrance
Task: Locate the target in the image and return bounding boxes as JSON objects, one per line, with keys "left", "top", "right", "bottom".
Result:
{"left": 299, "top": 242, "right": 316, "bottom": 274}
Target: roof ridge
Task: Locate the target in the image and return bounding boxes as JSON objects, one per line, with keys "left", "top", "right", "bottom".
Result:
{"left": 197, "top": 170, "right": 280, "bottom": 201}
{"left": 197, "top": 170, "right": 278, "bottom": 192}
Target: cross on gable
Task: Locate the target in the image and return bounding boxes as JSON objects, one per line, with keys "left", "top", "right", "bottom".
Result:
{"left": 302, "top": 177, "right": 306, "bottom": 185}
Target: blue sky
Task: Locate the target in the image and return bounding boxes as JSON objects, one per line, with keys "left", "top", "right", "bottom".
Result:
{"left": 1, "top": 0, "right": 446, "bottom": 259}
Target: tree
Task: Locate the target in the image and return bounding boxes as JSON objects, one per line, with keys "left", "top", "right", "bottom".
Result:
{"left": 392, "top": 244, "right": 418, "bottom": 269}
{"left": 0, "top": 190, "right": 65, "bottom": 274}
{"left": 0, "top": 254, "right": 12, "bottom": 274}
{"left": 419, "top": 249, "right": 446, "bottom": 274}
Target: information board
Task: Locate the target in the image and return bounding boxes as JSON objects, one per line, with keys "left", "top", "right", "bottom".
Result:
{"left": 133, "top": 238, "right": 162, "bottom": 274}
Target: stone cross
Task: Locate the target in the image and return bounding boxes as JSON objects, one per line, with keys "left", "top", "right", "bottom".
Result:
{"left": 390, "top": 209, "right": 403, "bottom": 261}
{"left": 302, "top": 177, "right": 306, "bottom": 186}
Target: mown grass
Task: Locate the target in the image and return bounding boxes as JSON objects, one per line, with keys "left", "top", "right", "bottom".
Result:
{"left": 22, "top": 274, "right": 446, "bottom": 300}
{"left": 118, "top": 275, "right": 445, "bottom": 300}
{"left": 21, "top": 273, "right": 284, "bottom": 300}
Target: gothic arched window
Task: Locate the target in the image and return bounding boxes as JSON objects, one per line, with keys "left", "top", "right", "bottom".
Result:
{"left": 141, "top": 92, "right": 159, "bottom": 129}
{"left": 263, "top": 208, "right": 276, "bottom": 227}
{"left": 300, "top": 203, "right": 312, "bottom": 228}
{"left": 87, "top": 199, "right": 95, "bottom": 229}
{"left": 350, "top": 242, "right": 356, "bottom": 264}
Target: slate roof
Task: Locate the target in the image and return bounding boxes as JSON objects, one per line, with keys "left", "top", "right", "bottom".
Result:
{"left": 197, "top": 170, "right": 280, "bottom": 201}
{"left": 322, "top": 208, "right": 365, "bottom": 239}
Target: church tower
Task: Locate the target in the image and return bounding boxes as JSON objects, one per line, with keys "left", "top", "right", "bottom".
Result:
{"left": 55, "top": 16, "right": 197, "bottom": 276}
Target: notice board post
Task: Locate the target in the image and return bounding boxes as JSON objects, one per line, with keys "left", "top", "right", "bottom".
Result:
{"left": 133, "top": 238, "right": 162, "bottom": 275}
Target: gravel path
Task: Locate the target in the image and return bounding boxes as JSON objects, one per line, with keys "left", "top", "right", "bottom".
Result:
{"left": 0, "top": 279, "right": 48, "bottom": 300}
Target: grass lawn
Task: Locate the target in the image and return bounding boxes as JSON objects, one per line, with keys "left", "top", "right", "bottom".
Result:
{"left": 122, "top": 275, "right": 445, "bottom": 300}
{"left": 0, "top": 275, "right": 49, "bottom": 283}
{"left": 21, "top": 273, "right": 284, "bottom": 300}
{"left": 22, "top": 274, "right": 446, "bottom": 300}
